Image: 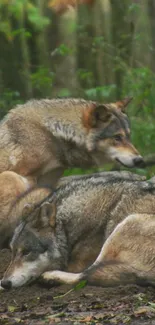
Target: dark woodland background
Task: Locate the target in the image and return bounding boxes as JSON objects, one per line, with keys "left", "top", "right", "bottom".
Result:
{"left": 0, "top": 0, "right": 155, "bottom": 177}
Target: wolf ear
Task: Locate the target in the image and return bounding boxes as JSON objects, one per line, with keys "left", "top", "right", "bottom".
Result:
{"left": 39, "top": 202, "right": 56, "bottom": 228}
{"left": 115, "top": 97, "right": 133, "bottom": 112}
{"left": 83, "top": 104, "right": 112, "bottom": 129}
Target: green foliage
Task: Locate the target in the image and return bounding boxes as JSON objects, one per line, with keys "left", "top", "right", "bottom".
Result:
{"left": 0, "top": 89, "right": 23, "bottom": 118}
{"left": 85, "top": 85, "right": 116, "bottom": 101}
{"left": 12, "top": 28, "right": 32, "bottom": 39}
{"left": 54, "top": 44, "right": 73, "bottom": 56}
{"left": 57, "top": 88, "right": 72, "bottom": 98}
{"left": 0, "top": 20, "right": 12, "bottom": 40}
{"left": 131, "top": 117, "right": 155, "bottom": 156}
{"left": 31, "top": 67, "right": 55, "bottom": 96}
{"left": 27, "top": 5, "right": 50, "bottom": 31}
{"left": 123, "top": 67, "right": 155, "bottom": 114}
{"left": 121, "top": 66, "right": 155, "bottom": 177}
{"left": 0, "top": 0, "right": 50, "bottom": 41}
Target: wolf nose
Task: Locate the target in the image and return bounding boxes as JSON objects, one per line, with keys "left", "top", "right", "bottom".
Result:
{"left": 133, "top": 156, "right": 145, "bottom": 168}
{"left": 1, "top": 279, "right": 12, "bottom": 289}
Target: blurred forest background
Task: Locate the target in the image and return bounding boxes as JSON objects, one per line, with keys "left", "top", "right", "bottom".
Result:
{"left": 0, "top": 0, "right": 155, "bottom": 177}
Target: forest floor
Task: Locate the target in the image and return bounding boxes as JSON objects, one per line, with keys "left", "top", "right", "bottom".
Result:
{"left": 1, "top": 249, "right": 155, "bottom": 325}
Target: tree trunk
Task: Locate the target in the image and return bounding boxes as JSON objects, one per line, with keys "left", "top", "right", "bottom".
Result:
{"left": 148, "top": 0, "right": 155, "bottom": 72}
{"left": 35, "top": 0, "right": 50, "bottom": 68}
{"left": 19, "top": 2, "right": 33, "bottom": 99}
{"left": 76, "top": 4, "right": 95, "bottom": 92}
{"left": 110, "top": 0, "right": 134, "bottom": 97}
{"left": 53, "top": 10, "right": 78, "bottom": 96}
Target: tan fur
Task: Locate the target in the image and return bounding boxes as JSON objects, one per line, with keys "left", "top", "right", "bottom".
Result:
{"left": 0, "top": 171, "right": 36, "bottom": 248}
{"left": 0, "top": 98, "right": 143, "bottom": 188}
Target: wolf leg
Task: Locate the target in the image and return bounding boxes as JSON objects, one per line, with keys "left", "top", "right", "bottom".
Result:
{"left": 42, "top": 270, "right": 83, "bottom": 285}
{"left": 42, "top": 261, "right": 154, "bottom": 288}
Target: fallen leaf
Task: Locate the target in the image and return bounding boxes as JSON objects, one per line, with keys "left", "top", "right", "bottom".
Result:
{"left": 14, "top": 318, "right": 21, "bottom": 323}
{"left": 74, "top": 280, "right": 87, "bottom": 291}
{"left": 0, "top": 314, "right": 9, "bottom": 319}
{"left": 8, "top": 305, "right": 17, "bottom": 312}
{"left": 80, "top": 315, "right": 93, "bottom": 322}
{"left": 134, "top": 305, "right": 155, "bottom": 316}
{"left": 94, "top": 313, "right": 107, "bottom": 320}
{"left": 48, "top": 312, "right": 65, "bottom": 319}
{"left": 148, "top": 302, "right": 155, "bottom": 309}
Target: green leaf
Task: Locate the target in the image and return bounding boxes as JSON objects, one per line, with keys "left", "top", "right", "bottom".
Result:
{"left": 74, "top": 280, "right": 87, "bottom": 291}
{"left": 27, "top": 6, "right": 50, "bottom": 31}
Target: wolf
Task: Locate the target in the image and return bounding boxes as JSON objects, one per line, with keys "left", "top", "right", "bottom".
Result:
{"left": 0, "top": 97, "right": 144, "bottom": 187}
{"left": 42, "top": 212, "right": 155, "bottom": 289}
{"left": 1, "top": 172, "right": 155, "bottom": 290}
{"left": 0, "top": 170, "right": 145, "bottom": 251}
{"left": 0, "top": 171, "right": 145, "bottom": 251}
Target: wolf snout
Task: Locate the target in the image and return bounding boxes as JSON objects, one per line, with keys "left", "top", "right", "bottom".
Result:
{"left": 133, "top": 156, "right": 145, "bottom": 168}
{"left": 1, "top": 279, "right": 12, "bottom": 289}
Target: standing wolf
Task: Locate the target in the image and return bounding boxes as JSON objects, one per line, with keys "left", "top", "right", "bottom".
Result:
{"left": 0, "top": 97, "right": 143, "bottom": 186}
{"left": 1, "top": 173, "right": 155, "bottom": 289}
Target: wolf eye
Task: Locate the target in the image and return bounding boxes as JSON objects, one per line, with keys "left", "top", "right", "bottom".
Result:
{"left": 114, "top": 134, "right": 123, "bottom": 142}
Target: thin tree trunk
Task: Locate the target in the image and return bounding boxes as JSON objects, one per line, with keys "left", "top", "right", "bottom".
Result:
{"left": 110, "top": 0, "right": 134, "bottom": 97}
{"left": 35, "top": 0, "right": 50, "bottom": 68}
{"left": 92, "top": 0, "right": 105, "bottom": 86}
{"left": 148, "top": 0, "right": 155, "bottom": 72}
{"left": 76, "top": 4, "right": 95, "bottom": 91}
{"left": 19, "top": 2, "right": 33, "bottom": 99}
{"left": 53, "top": 10, "right": 78, "bottom": 96}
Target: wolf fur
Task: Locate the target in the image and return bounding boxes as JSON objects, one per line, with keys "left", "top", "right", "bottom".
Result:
{"left": 0, "top": 97, "right": 143, "bottom": 187}
{"left": 0, "top": 171, "right": 35, "bottom": 249}
{"left": 1, "top": 172, "right": 155, "bottom": 289}
{"left": 0, "top": 171, "right": 146, "bottom": 250}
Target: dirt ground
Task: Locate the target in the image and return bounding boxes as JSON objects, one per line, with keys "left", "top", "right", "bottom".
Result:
{"left": 1, "top": 250, "right": 155, "bottom": 325}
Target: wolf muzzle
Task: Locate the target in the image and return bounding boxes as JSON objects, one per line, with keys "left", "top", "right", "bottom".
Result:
{"left": 1, "top": 279, "right": 12, "bottom": 289}
{"left": 133, "top": 156, "right": 145, "bottom": 168}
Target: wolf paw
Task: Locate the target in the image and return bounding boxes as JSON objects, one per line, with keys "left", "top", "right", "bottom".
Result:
{"left": 42, "top": 271, "right": 56, "bottom": 281}
{"left": 40, "top": 271, "right": 60, "bottom": 287}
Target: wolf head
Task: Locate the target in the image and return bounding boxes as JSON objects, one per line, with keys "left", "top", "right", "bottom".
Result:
{"left": 83, "top": 97, "right": 144, "bottom": 168}
{"left": 1, "top": 200, "right": 64, "bottom": 289}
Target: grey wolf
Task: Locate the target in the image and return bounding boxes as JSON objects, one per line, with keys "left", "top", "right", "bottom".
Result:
{"left": 0, "top": 171, "right": 144, "bottom": 251}
{"left": 57, "top": 170, "right": 146, "bottom": 187}
{"left": 0, "top": 97, "right": 144, "bottom": 187}
{"left": 1, "top": 172, "right": 155, "bottom": 289}
{"left": 42, "top": 213, "right": 155, "bottom": 288}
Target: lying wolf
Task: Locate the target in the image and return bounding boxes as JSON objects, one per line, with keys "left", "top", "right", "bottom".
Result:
{"left": 1, "top": 172, "right": 155, "bottom": 289}
{"left": 0, "top": 171, "right": 145, "bottom": 250}
{"left": 0, "top": 97, "right": 144, "bottom": 187}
